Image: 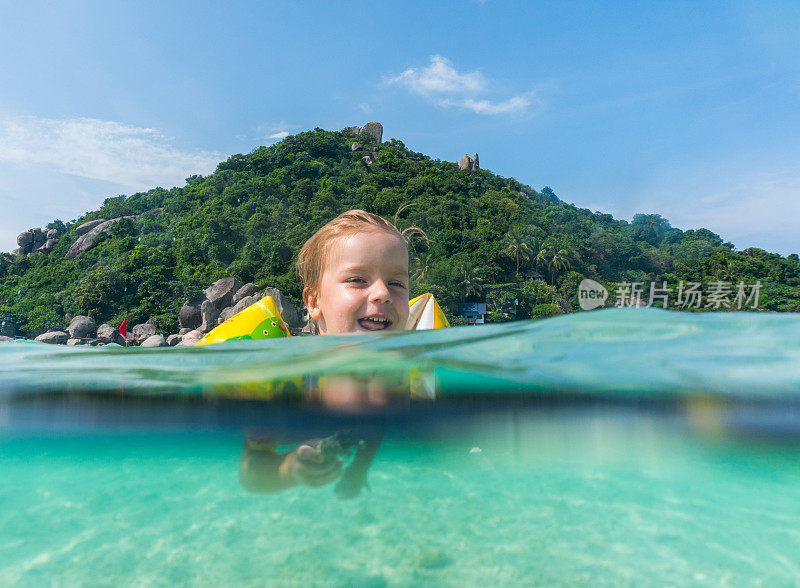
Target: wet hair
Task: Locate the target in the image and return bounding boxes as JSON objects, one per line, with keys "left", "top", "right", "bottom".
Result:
{"left": 297, "top": 209, "right": 407, "bottom": 302}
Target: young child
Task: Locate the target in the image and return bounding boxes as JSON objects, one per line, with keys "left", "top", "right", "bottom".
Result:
{"left": 298, "top": 209, "right": 410, "bottom": 335}
{"left": 240, "top": 210, "right": 408, "bottom": 497}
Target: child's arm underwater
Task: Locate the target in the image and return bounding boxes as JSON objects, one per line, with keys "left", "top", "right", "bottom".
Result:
{"left": 239, "top": 437, "right": 344, "bottom": 493}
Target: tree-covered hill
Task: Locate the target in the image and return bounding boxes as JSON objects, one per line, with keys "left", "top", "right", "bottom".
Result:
{"left": 1, "top": 127, "right": 799, "bottom": 337}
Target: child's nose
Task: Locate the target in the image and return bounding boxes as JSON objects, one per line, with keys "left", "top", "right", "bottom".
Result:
{"left": 369, "top": 280, "right": 391, "bottom": 303}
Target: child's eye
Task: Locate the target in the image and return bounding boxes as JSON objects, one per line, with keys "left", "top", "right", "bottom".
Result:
{"left": 390, "top": 281, "right": 408, "bottom": 289}
{"left": 346, "top": 277, "right": 365, "bottom": 284}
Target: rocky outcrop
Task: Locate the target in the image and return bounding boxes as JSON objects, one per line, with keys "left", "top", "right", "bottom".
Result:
{"left": 203, "top": 276, "right": 242, "bottom": 310}
{"left": 218, "top": 294, "right": 260, "bottom": 324}
{"left": 263, "top": 287, "right": 301, "bottom": 328}
{"left": 177, "top": 329, "right": 203, "bottom": 346}
{"left": 96, "top": 323, "right": 125, "bottom": 345}
{"left": 232, "top": 283, "right": 259, "bottom": 306}
{"left": 178, "top": 300, "right": 203, "bottom": 331}
{"left": 65, "top": 208, "right": 162, "bottom": 260}
{"left": 76, "top": 219, "right": 107, "bottom": 235}
{"left": 166, "top": 334, "right": 182, "bottom": 347}
{"left": 459, "top": 153, "right": 480, "bottom": 171}
{"left": 67, "top": 315, "right": 97, "bottom": 339}
{"left": 13, "top": 226, "right": 61, "bottom": 257}
{"left": 350, "top": 142, "right": 362, "bottom": 151}
{"left": 140, "top": 334, "right": 167, "bottom": 348}
{"left": 131, "top": 321, "right": 156, "bottom": 344}
{"left": 199, "top": 300, "right": 220, "bottom": 333}
{"left": 348, "top": 121, "right": 383, "bottom": 143}
{"left": 35, "top": 331, "right": 69, "bottom": 344}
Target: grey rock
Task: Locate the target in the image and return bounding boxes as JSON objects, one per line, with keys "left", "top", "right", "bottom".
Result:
{"left": 360, "top": 121, "right": 383, "bottom": 143}
{"left": 36, "top": 238, "right": 58, "bottom": 253}
{"left": 17, "top": 231, "right": 34, "bottom": 246}
{"left": 218, "top": 294, "right": 260, "bottom": 323}
{"left": 199, "top": 299, "right": 220, "bottom": 333}
{"left": 68, "top": 315, "right": 97, "bottom": 339}
{"left": 263, "top": 287, "right": 301, "bottom": 328}
{"left": 31, "top": 228, "right": 46, "bottom": 244}
{"left": 35, "top": 331, "right": 68, "bottom": 344}
{"left": 350, "top": 142, "right": 362, "bottom": 151}
{"left": 166, "top": 334, "right": 182, "bottom": 347}
{"left": 362, "top": 155, "right": 373, "bottom": 166}
{"left": 203, "top": 277, "right": 242, "bottom": 310}
{"left": 10, "top": 248, "right": 22, "bottom": 257}
{"left": 459, "top": 154, "right": 473, "bottom": 171}
{"left": 472, "top": 153, "right": 479, "bottom": 170}
{"left": 96, "top": 323, "right": 125, "bottom": 345}
{"left": 47, "top": 228, "right": 59, "bottom": 239}
{"left": 232, "top": 283, "right": 259, "bottom": 306}
{"left": 66, "top": 338, "right": 91, "bottom": 346}
{"left": 140, "top": 334, "right": 167, "bottom": 348}
{"left": 177, "top": 329, "right": 203, "bottom": 346}
{"left": 76, "top": 219, "right": 107, "bottom": 235}
{"left": 178, "top": 328, "right": 191, "bottom": 336}
{"left": 178, "top": 300, "right": 203, "bottom": 330}
{"left": 0, "top": 335, "right": 13, "bottom": 342}
{"left": 131, "top": 322, "right": 156, "bottom": 344}
{"left": 65, "top": 209, "right": 163, "bottom": 260}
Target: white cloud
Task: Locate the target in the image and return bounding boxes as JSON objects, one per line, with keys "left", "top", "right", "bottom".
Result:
{"left": 386, "top": 55, "right": 535, "bottom": 116}
{"left": 356, "top": 102, "right": 372, "bottom": 113}
{"left": 388, "top": 55, "right": 486, "bottom": 95}
{"left": 268, "top": 131, "right": 290, "bottom": 139}
{"left": 442, "top": 95, "right": 532, "bottom": 115}
{"left": 0, "top": 115, "right": 222, "bottom": 190}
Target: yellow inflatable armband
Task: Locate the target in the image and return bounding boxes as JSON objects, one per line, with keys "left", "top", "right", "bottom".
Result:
{"left": 196, "top": 295, "right": 290, "bottom": 345}
{"left": 406, "top": 293, "right": 450, "bottom": 330}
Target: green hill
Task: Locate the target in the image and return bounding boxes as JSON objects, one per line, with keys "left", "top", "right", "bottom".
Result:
{"left": 2, "top": 126, "right": 799, "bottom": 337}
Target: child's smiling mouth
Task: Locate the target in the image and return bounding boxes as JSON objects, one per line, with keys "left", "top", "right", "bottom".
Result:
{"left": 357, "top": 315, "right": 392, "bottom": 330}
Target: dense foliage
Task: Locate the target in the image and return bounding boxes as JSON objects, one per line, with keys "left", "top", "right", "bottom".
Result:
{"left": 1, "top": 127, "right": 799, "bottom": 337}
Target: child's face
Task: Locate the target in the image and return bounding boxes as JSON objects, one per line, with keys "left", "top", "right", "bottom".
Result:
{"left": 306, "top": 230, "right": 410, "bottom": 335}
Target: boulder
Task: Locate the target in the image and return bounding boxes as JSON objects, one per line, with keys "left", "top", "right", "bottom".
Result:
{"left": 17, "top": 231, "right": 34, "bottom": 246}
{"left": 35, "top": 331, "right": 68, "bottom": 344}
{"left": 68, "top": 315, "right": 97, "bottom": 339}
{"left": 360, "top": 121, "right": 383, "bottom": 143}
{"left": 362, "top": 155, "right": 373, "bottom": 166}
{"left": 0, "top": 335, "right": 13, "bottom": 342}
{"left": 177, "top": 329, "right": 203, "bottom": 346}
{"left": 178, "top": 300, "right": 203, "bottom": 330}
{"left": 96, "top": 323, "right": 125, "bottom": 345}
{"left": 11, "top": 248, "right": 22, "bottom": 257}
{"left": 199, "top": 300, "right": 220, "bottom": 333}
{"left": 350, "top": 142, "right": 362, "bottom": 151}
{"left": 178, "top": 328, "right": 191, "bottom": 336}
{"left": 166, "top": 334, "right": 182, "bottom": 347}
{"left": 66, "top": 338, "right": 91, "bottom": 346}
{"left": 31, "top": 228, "right": 46, "bottom": 245}
{"left": 66, "top": 209, "right": 162, "bottom": 260}
{"left": 131, "top": 322, "right": 156, "bottom": 344}
{"left": 203, "top": 277, "right": 242, "bottom": 310}
{"left": 263, "top": 287, "right": 301, "bottom": 328}
{"left": 459, "top": 154, "right": 473, "bottom": 171}
{"left": 140, "top": 334, "right": 167, "bottom": 348}
{"left": 218, "top": 294, "right": 260, "bottom": 323}
{"left": 47, "top": 228, "right": 59, "bottom": 239}
{"left": 472, "top": 153, "right": 479, "bottom": 170}
{"left": 76, "top": 219, "right": 107, "bottom": 235}
{"left": 232, "top": 283, "right": 260, "bottom": 306}
{"left": 36, "top": 238, "right": 58, "bottom": 253}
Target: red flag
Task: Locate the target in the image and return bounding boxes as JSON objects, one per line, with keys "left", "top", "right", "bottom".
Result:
{"left": 119, "top": 315, "right": 127, "bottom": 338}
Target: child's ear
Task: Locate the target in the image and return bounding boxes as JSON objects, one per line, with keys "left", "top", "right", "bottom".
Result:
{"left": 304, "top": 288, "right": 322, "bottom": 321}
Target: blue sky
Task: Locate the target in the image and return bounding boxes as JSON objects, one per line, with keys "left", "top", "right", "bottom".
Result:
{"left": 1, "top": 1, "right": 799, "bottom": 255}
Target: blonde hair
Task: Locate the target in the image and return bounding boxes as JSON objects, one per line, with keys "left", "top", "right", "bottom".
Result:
{"left": 297, "top": 210, "right": 407, "bottom": 301}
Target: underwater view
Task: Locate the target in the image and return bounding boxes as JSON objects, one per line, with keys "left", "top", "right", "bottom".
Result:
{"left": 3, "top": 308, "right": 800, "bottom": 586}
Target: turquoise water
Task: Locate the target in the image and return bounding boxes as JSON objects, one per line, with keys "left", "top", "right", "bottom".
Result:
{"left": 2, "top": 308, "right": 800, "bottom": 585}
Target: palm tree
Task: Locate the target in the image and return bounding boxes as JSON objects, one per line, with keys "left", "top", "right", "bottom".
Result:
{"left": 410, "top": 251, "right": 432, "bottom": 284}
{"left": 455, "top": 262, "right": 484, "bottom": 301}
{"left": 501, "top": 229, "right": 533, "bottom": 278}
{"left": 548, "top": 249, "right": 571, "bottom": 285}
